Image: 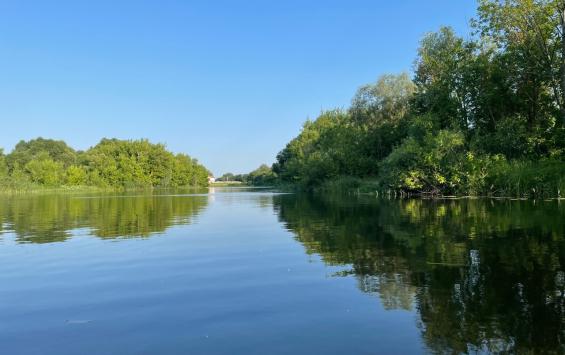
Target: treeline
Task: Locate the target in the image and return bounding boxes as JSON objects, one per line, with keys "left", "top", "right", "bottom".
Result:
{"left": 0, "top": 138, "right": 210, "bottom": 189}
{"left": 272, "top": 0, "right": 565, "bottom": 197}
{"left": 217, "top": 164, "right": 277, "bottom": 186}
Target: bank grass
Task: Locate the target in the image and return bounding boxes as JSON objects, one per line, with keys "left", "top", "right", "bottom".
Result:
{"left": 311, "top": 158, "right": 565, "bottom": 199}
{"left": 0, "top": 185, "right": 113, "bottom": 195}
{"left": 210, "top": 181, "right": 244, "bottom": 187}
{"left": 0, "top": 181, "right": 212, "bottom": 195}
{"left": 486, "top": 159, "right": 565, "bottom": 199}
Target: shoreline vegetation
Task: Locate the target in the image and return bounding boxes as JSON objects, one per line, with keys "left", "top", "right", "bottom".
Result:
{"left": 0, "top": 138, "right": 210, "bottom": 193}
{"left": 241, "top": 0, "right": 565, "bottom": 199}
{"left": 313, "top": 177, "right": 565, "bottom": 200}
{"left": 3, "top": 2, "right": 565, "bottom": 199}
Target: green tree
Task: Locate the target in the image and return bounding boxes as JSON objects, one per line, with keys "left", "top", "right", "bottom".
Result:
{"left": 274, "top": 111, "right": 350, "bottom": 185}
{"left": 273, "top": 4, "right": 565, "bottom": 196}
{"left": 0, "top": 137, "right": 211, "bottom": 189}
{"left": 65, "top": 165, "right": 88, "bottom": 186}
{"left": 7, "top": 137, "right": 77, "bottom": 171}
{"left": 351, "top": 73, "right": 416, "bottom": 166}
{"left": 247, "top": 164, "right": 277, "bottom": 185}
{"left": 351, "top": 72, "right": 415, "bottom": 127}
{"left": 171, "top": 153, "right": 209, "bottom": 187}
{"left": 413, "top": 27, "right": 477, "bottom": 131}
{"left": 475, "top": 0, "right": 565, "bottom": 127}
{"left": 25, "top": 153, "right": 64, "bottom": 186}
{"left": 82, "top": 138, "right": 203, "bottom": 188}
{"left": 379, "top": 130, "right": 468, "bottom": 194}
{"left": 218, "top": 173, "right": 235, "bottom": 182}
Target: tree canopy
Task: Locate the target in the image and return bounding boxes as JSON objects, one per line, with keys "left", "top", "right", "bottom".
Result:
{"left": 272, "top": 0, "right": 565, "bottom": 197}
{"left": 0, "top": 138, "right": 210, "bottom": 189}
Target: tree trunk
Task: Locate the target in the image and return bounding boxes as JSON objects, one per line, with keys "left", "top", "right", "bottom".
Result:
{"left": 561, "top": 1, "right": 565, "bottom": 126}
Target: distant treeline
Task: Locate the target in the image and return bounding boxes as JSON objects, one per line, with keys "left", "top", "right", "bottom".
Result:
{"left": 269, "top": 0, "right": 565, "bottom": 197}
{"left": 217, "top": 164, "right": 276, "bottom": 186}
{"left": 0, "top": 138, "right": 210, "bottom": 189}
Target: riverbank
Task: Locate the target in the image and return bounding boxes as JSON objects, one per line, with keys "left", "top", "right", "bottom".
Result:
{"left": 209, "top": 181, "right": 244, "bottom": 187}
{"left": 305, "top": 166, "right": 565, "bottom": 199}
{"left": 0, "top": 184, "right": 211, "bottom": 195}
{"left": 0, "top": 184, "right": 112, "bottom": 195}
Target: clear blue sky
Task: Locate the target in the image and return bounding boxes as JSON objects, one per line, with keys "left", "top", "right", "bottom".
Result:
{"left": 0, "top": 0, "right": 477, "bottom": 176}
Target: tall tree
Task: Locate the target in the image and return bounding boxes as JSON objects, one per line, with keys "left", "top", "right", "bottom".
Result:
{"left": 350, "top": 73, "right": 416, "bottom": 127}
{"left": 413, "top": 27, "right": 477, "bottom": 131}
{"left": 475, "top": 0, "right": 565, "bottom": 127}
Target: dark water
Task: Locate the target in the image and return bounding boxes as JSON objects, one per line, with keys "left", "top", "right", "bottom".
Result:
{"left": 1, "top": 189, "right": 564, "bottom": 354}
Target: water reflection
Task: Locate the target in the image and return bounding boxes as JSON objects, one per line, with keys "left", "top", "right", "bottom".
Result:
{"left": 1, "top": 190, "right": 564, "bottom": 353}
{"left": 0, "top": 192, "right": 209, "bottom": 243}
{"left": 273, "top": 194, "right": 565, "bottom": 354}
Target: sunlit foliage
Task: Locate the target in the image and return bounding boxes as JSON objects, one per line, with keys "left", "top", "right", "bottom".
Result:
{"left": 1, "top": 138, "right": 210, "bottom": 189}
{"left": 273, "top": 1, "right": 565, "bottom": 196}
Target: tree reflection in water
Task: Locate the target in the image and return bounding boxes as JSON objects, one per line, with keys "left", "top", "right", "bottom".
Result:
{"left": 1, "top": 191, "right": 563, "bottom": 352}
{"left": 0, "top": 191, "right": 209, "bottom": 243}
{"left": 273, "top": 194, "right": 565, "bottom": 354}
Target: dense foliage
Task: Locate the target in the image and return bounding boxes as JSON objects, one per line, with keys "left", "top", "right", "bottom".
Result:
{"left": 0, "top": 138, "right": 210, "bottom": 189}
{"left": 273, "top": 0, "right": 565, "bottom": 197}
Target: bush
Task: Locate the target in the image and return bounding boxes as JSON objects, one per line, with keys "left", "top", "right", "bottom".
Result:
{"left": 65, "top": 165, "right": 88, "bottom": 186}
{"left": 378, "top": 130, "right": 468, "bottom": 194}
{"left": 24, "top": 154, "right": 64, "bottom": 186}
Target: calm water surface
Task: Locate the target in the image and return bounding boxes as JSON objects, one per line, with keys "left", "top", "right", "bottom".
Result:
{"left": 1, "top": 188, "right": 564, "bottom": 354}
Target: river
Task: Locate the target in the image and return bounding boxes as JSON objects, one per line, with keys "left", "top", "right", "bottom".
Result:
{"left": 1, "top": 188, "right": 564, "bottom": 354}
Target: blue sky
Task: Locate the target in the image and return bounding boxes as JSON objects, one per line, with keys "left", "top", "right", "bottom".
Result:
{"left": 0, "top": 0, "right": 477, "bottom": 175}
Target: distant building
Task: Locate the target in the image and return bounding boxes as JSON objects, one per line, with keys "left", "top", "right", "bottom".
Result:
{"left": 208, "top": 176, "right": 216, "bottom": 184}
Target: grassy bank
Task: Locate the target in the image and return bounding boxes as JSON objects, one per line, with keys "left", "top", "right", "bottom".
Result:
{"left": 0, "top": 186, "right": 112, "bottom": 195}
{"left": 210, "top": 181, "right": 244, "bottom": 187}
{"left": 0, "top": 183, "right": 212, "bottom": 195}
{"left": 310, "top": 159, "right": 565, "bottom": 199}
